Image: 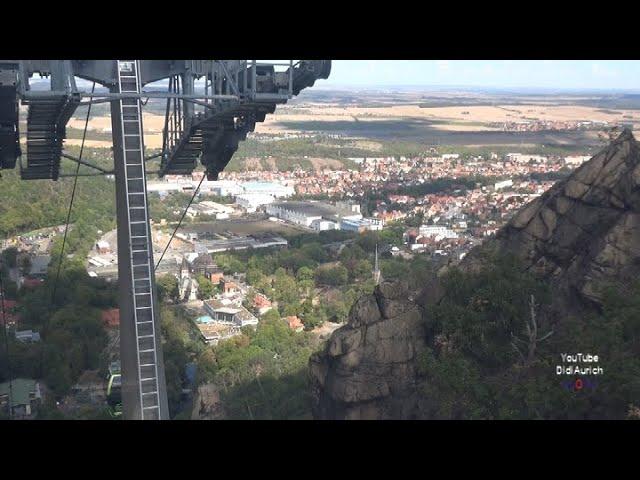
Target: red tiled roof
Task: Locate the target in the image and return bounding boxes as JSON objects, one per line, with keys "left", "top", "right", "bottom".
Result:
{"left": 101, "top": 308, "right": 120, "bottom": 328}
{"left": 22, "top": 277, "right": 44, "bottom": 289}
{"left": 253, "top": 294, "right": 272, "bottom": 308}
{"left": 285, "top": 316, "right": 303, "bottom": 331}
{"left": 0, "top": 299, "right": 19, "bottom": 326}
{"left": 1, "top": 299, "right": 17, "bottom": 310}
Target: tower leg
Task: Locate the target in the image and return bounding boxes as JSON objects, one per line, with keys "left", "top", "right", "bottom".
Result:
{"left": 110, "top": 60, "right": 169, "bottom": 420}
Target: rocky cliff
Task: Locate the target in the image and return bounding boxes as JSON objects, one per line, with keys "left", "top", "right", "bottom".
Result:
{"left": 463, "top": 128, "right": 640, "bottom": 314}
{"left": 309, "top": 129, "right": 640, "bottom": 419}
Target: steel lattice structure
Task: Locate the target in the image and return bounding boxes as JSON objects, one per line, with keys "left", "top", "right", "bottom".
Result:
{"left": 0, "top": 59, "right": 331, "bottom": 420}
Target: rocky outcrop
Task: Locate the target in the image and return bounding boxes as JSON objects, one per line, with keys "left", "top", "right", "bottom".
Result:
{"left": 309, "top": 277, "right": 443, "bottom": 419}
{"left": 462, "top": 128, "right": 640, "bottom": 314}
{"left": 310, "top": 130, "right": 640, "bottom": 419}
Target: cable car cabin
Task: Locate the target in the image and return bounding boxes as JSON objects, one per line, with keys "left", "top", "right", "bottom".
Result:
{"left": 107, "top": 373, "right": 122, "bottom": 417}
{"left": 108, "top": 360, "right": 121, "bottom": 378}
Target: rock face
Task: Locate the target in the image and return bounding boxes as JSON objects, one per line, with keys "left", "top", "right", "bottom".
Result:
{"left": 309, "top": 279, "right": 443, "bottom": 419}
{"left": 462, "top": 129, "right": 640, "bottom": 314}
{"left": 310, "top": 130, "right": 640, "bottom": 419}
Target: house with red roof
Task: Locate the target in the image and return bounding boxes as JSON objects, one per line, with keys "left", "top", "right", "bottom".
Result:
{"left": 101, "top": 308, "right": 120, "bottom": 329}
{"left": 284, "top": 315, "right": 304, "bottom": 332}
{"left": 0, "top": 299, "right": 19, "bottom": 327}
{"left": 252, "top": 293, "right": 273, "bottom": 315}
{"left": 21, "top": 277, "right": 44, "bottom": 289}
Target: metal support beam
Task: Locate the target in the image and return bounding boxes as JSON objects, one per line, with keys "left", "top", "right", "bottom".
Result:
{"left": 110, "top": 60, "right": 169, "bottom": 420}
{"left": 59, "top": 172, "right": 113, "bottom": 177}
{"left": 61, "top": 153, "right": 113, "bottom": 174}
{"left": 23, "top": 91, "right": 239, "bottom": 101}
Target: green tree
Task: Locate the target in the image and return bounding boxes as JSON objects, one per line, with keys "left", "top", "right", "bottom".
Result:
{"left": 315, "top": 264, "right": 349, "bottom": 286}
{"left": 296, "top": 266, "right": 314, "bottom": 282}
{"left": 273, "top": 268, "right": 299, "bottom": 313}
{"left": 19, "top": 256, "right": 32, "bottom": 276}
{"left": 246, "top": 268, "right": 265, "bottom": 286}
{"left": 197, "top": 275, "right": 215, "bottom": 300}
{"left": 157, "top": 274, "right": 179, "bottom": 303}
{"left": 1, "top": 247, "right": 18, "bottom": 268}
{"left": 352, "top": 259, "right": 373, "bottom": 281}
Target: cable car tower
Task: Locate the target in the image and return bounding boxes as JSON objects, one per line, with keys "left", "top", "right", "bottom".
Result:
{"left": 0, "top": 59, "right": 331, "bottom": 420}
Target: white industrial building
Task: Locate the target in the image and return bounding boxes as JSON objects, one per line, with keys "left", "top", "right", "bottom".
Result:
{"left": 200, "top": 180, "right": 244, "bottom": 197}
{"left": 340, "top": 218, "right": 384, "bottom": 232}
{"left": 186, "top": 201, "right": 235, "bottom": 218}
{"left": 266, "top": 201, "right": 332, "bottom": 227}
{"left": 505, "top": 153, "right": 548, "bottom": 164}
{"left": 311, "top": 219, "right": 339, "bottom": 231}
{"left": 235, "top": 193, "right": 276, "bottom": 212}
{"left": 147, "top": 182, "right": 183, "bottom": 193}
{"left": 148, "top": 179, "right": 245, "bottom": 197}
{"left": 564, "top": 155, "right": 591, "bottom": 167}
{"left": 419, "top": 225, "right": 458, "bottom": 240}
{"left": 494, "top": 179, "right": 514, "bottom": 191}
{"left": 266, "top": 201, "right": 366, "bottom": 229}
{"left": 240, "top": 181, "right": 294, "bottom": 198}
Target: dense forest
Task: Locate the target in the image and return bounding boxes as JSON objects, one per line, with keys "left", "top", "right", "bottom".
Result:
{"left": 0, "top": 260, "right": 118, "bottom": 419}
{"left": 0, "top": 148, "right": 116, "bottom": 260}
{"left": 418, "top": 253, "right": 640, "bottom": 419}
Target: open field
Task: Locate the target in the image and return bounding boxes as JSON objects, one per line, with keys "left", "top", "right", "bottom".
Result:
{"left": 66, "top": 114, "right": 166, "bottom": 148}
{"left": 15, "top": 89, "right": 636, "bottom": 167}
{"left": 254, "top": 103, "right": 639, "bottom": 142}
{"left": 54, "top": 97, "right": 639, "bottom": 147}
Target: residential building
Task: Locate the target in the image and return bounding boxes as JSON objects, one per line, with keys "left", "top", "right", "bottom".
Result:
{"left": 252, "top": 293, "right": 273, "bottom": 315}
{"left": 14, "top": 330, "right": 40, "bottom": 343}
{"left": 101, "top": 308, "right": 120, "bottom": 329}
{"left": 203, "top": 299, "right": 258, "bottom": 328}
{"left": 190, "top": 252, "right": 222, "bottom": 280}
{"left": 506, "top": 153, "right": 548, "bottom": 164}
{"left": 284, "top": 316, "right": 304, "bottom": 332}
{"left": 29, "top": 255, "right": 51, "bottom": 278}
{"left": 221, "top": 279, "right": 239, "bottom": 295}
{"left": 96, "top": 241, "right": 110, "bottom": 254}
{"left": 0, "top": 379, "right": 41, "bottom": 419}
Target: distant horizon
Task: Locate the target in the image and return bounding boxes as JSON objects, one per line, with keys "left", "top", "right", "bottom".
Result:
{"left": 33, "top": 76, "right": 640, "bottom": 95}
{"left": 308, "top": 83, "right": 640, "bottom": 95}
{"left": 29, "top": 60, "right": 640, "bottom": 95}
{"left": 323, "top": 61, "right": 640, "bottom": 92}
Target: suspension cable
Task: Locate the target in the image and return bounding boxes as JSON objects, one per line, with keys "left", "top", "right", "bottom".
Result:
{"left": 154, "top": 173, "right": 206, "bottom": 272}
{"left": 40, "top": 83, "right": 96, "bottom": 377}
{"left": 50, "top": 82, "right": 96, "bottom": 306}
{"left": 0, "top": 262, "right": 13, "bottom": 419}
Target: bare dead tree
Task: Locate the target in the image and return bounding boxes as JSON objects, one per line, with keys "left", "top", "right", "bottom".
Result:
{"left": 511, "top": 294, "right": 554, "bottom": 367}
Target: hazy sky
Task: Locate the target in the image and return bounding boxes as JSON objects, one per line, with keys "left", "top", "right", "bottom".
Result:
{"left": 323, "top": 61, "right": 640, "bottom": 91}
